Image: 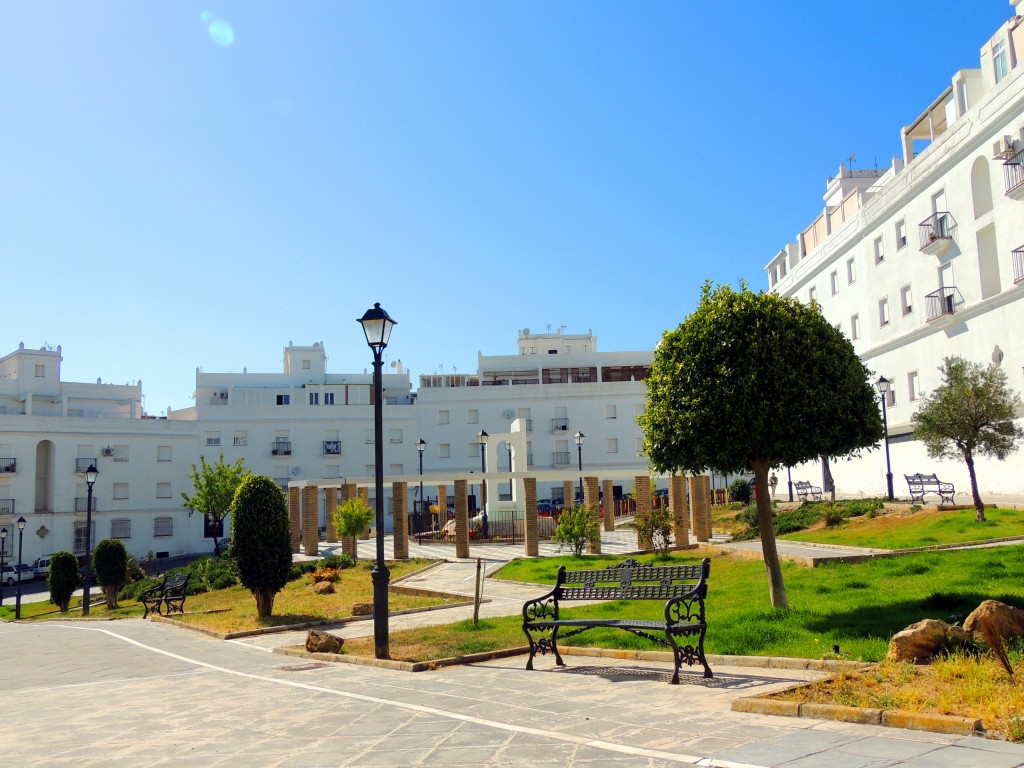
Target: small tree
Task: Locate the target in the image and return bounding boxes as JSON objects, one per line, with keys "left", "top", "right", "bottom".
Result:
{"left": 641, "top": 282, "right": 883, "bottom": 609}
{"left": 729, "top": 478, "right": 753, "bottom": 505}
{"left": 911, "top": 357, "right": 1023, "bottom": 522}
{"left": 230, "top": 475, "right": 292, "bottom": 617}
{"left": 334, "top": 497, "right": 374, "bottom": 559}
{"left": 181, "top": 453, "right": 250, "bottom": 556}
{"left": 634, "top": 504, "right": 674, "bottom": 559}
{"left": 552, "top": 503, "right": 600, "bottom": 557}
{"left": 48, "top": 551, "right": 81, "bottom": 613}
{"left": 93, "top": 538, "right": 128, "bottom": 609}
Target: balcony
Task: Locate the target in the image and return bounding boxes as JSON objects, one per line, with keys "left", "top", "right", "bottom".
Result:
{"left": 552, "top": 451, "right": 570, "bottom": 466}
{"left": 524, "top": 419, "right": 533, "bottom": 432}
{"left": 1013, "top": 246, "right": 1024, "bottom": 284}
{"left": 0, "top": 499, "right": 14, "bottom": 516}
{"left": 919, "top": 212, "right": 956, "bottom": 257}
{"left": 271, "top": 441, "right": 292, "bottom": 456}
{"left": 925, "top": 286, "right": 964, "bottom": 323}
{"left": 323, "top": 441, "right": 341, "bottom": 455}
{"left": 75, "top": 497, "right": 99, "bottom": 513}
{"left": 551, "top": 418, "right": 569, "bottom": 432}
{"left": 1004, "top": 147, "right": 1024, "bottom": 200}
{"left": 75, "top": 458, "right": 96, "bottom": 473}
{"left": 0, "top": 458, "right": 15, "bottom": 473}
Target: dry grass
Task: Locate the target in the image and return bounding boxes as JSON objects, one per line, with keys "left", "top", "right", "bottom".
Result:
{"left": 769, "top": 652, "right": 1024, "bottom": 741}
{"left": 342, "top": 615, "right": 527, "bottom": 661}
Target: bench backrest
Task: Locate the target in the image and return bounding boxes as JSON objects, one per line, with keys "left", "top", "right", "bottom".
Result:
{"left": 794, "top": 481, "right": 810, "bottom": 489}
{"left": 163, "top": 572, "right": 190, "bottom": 595}
{"left": 556, "top": 557, "right": 709, "bottom": 601}
{"left": 905, "top": 473, "right": 939, "bottom": 485}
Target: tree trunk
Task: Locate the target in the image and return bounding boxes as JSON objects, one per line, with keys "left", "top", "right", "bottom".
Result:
{"left": 253, "top": 590, "right": 276, "bottom": 617}
{"left": 104, "top": 584, "right": 119, "bottom": 609}
{"left": 342, "top": 536, "right": 357, "bottom": 559}
{"left": 965, "top": 453, "right": 986, "bottom": 522}
{"left": 752, "top": 459, "right": 790, "bottom": 610}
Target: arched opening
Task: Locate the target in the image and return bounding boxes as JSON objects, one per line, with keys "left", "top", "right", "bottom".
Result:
{"left": 34, "top": 440, "right": 55, "bottom": 512}
{"left": 971, "top": 156, "right": 993, "bottom": 218}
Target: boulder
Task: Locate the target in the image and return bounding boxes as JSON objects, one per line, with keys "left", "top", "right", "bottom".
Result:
{"left": 964, "top": 600, "right": 1024, "bottom": 642}
{"left": 351, "top": 602, "right": 373, "bottom": 616}
{"left": 886, "top": 618, "right": 971, "bottom": 663}
{"left": 312, "top": 581, "right": 335, "bottom": 595}
{"left": 305, "top": 630, "right": 344, "bottom": 654}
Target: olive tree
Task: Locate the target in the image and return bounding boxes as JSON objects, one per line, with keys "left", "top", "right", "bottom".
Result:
{"left": 93, "top": 538, "right": 128, "bottom": 608}
{"left": 181, "top": 453, "right": 250, "bottom": 556}
{"left": 640, "top": 282, "right": 883, "bottom": 609}
{"left": 230, "top": 475, "right": 293, "bottom": 617}
{"left": 911, "top": 357, "right": 1023, "bottom": 522}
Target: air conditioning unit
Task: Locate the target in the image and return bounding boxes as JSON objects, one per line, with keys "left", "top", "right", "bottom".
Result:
{"left": 994, "top": 135, "right": 1016, "bottom": 158}
{"left": 101, "top": 447, "right": 113, "bottom": 457}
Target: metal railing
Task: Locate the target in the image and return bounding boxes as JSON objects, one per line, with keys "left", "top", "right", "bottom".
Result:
{"left": 75, "top": 497, "right": 98, "bottom": 513}
{"left": 1004, "top": 147, "right": 1024, "bottom": 196}
{"left": 0, "top": 499, "right": 14, "bottom": 515}
{"left": 552, "top": 451, "right": 571, "bottom": 465}
{"left": 551, "top": 418, "right": 569, "bottom": 432}
{"left": 323, "top": 441, "right": 341, "bottom": 455}
{"left": 924, "top": 286, "right": 963, "bottom": 321}
{"left": 271, "top": 441, "right": 292, "bottom": 456}
{"left": 918, "top": 212, "right": 955, "bottom": 248}
{"left": 1013, "top": 246, "right": 1024, "bottom": 284}
{"left": 75, "top": 458, "right": 96, "bottom": 473}
{"left": 0, "top": 458, "right": 15, "bottom": 473}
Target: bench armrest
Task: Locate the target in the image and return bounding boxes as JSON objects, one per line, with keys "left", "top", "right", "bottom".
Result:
{"left": 665, "top": 585, "right": 706, "bottom": 625}
{"left": 522, "top": 589, "right": 560, "bottom": 623}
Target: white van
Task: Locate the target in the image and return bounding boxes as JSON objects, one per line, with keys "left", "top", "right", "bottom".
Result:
{"left": 32, "top": 555, "right": 54, "bottom": 579}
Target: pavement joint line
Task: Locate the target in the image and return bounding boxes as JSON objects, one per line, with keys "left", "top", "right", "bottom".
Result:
{"left": 40, "top": 622, "right": 762, "bottom": 767}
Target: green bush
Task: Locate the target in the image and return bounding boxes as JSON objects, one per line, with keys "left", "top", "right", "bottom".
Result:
{"left": 125, "top": 555, "right": 146, "bottom": 583}
{"left": 119, "top": 577, "right": 161, "bottom": 602}
{"left": 729, "top": 478, "right": 753, "bottom": 505}
{"left": 93, "top": 538, "right": 129, "bottom": 608}
{"left": 231, "top": 475, "right": 293, "bottom": 617}
{"left": 48, "top": 551, "right": 81, "bottom": 612}
{"left": 319, "top": 554, "right": 354, "bottom": 570}
{"left": 553, "top": 503, "right": 601, "bottom": 557}
{"left": 290, "top": 561, "right": 319, "bottom": 580}
{"left": 773, "top": 505, "right": 822, "bottom": 535}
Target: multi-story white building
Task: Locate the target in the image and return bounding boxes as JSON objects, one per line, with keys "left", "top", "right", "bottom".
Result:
{"left": 765, "top": 0, "right": 1024, "bottom": 497}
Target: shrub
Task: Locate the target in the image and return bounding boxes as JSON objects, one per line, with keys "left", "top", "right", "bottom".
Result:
{"left": 312, "top": 567, "right": 343, "bottom": 583}
{"left": 93, "top": 538, "right": 129, "bottom": 608}
{"left": 634, "top": 504, "right": 674, "bottom": 558}
{"left": 552, "top": 503, "right": 601, "bottom": 556}
{"left": 319, "top": 554, "right": 354, "bottom": 570}
{"left": 822, "top": 506, "right": 846, "bottom": 527}
{"left": 729, "top": 478, "right": 753, "bottom": 505}
{"left": 774, "top": 505, "right": 822, "bottom": 536}
{"left": 230, "top": 475, "right": 293, "bottom": 617}
{"left": 290, "top": 561, "right": 319, "bottom": 581}
{"left": 125, "top": 555, "right": 146, "bottom": 583}
{"left": 119, "top": 577, "right": 161, "bottom": 602}
{"left": 48, "top": 551, "right": 81, "bottom": 612}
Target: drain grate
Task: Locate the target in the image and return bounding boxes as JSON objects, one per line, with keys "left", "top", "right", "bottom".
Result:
{"left": 275, "top": 662, "right": 329, "bottom": 672}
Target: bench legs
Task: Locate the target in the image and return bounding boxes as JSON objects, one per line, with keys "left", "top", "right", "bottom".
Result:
{"left": 667, "top": 629, "right": 712, "bottom": 683}
{"left": 523, "top": 624, "right": 565, "bottom": 671}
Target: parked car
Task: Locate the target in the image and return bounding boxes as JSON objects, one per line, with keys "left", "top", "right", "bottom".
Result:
{"left": 32, "top": 555, "right": 54, "bottom": 579}
{"left": 1, "top": 563, "right": 33, "bottom": 586}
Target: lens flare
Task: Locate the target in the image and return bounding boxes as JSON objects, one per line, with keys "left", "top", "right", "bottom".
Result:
{"left": 200, "top": 10, "right": 234, "bottom": 47}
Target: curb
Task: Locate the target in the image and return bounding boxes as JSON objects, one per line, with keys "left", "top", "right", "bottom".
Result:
{"left": 273, "top": 643, "right": 531, "bottom": 672}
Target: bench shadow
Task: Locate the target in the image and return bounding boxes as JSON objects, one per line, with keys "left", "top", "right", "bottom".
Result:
{"left": 544, "top": 664, "right": 803, "bottom": 689}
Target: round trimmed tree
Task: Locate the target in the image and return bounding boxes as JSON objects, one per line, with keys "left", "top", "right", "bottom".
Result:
{"left": 93, "top": 538, "right": 129, "bottom": 608}
{"left": 230, "top": 474, "right": 292, "bottom": 617}
{"left": 48, "top": 550, "right": 81, "bottom": 613}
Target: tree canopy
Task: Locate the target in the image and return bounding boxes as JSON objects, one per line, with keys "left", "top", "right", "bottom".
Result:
{"left": 911, "top": 357, "right": 1023, "bottom": 521}
{"left": 640, "top": 282, "right": 884, "bottom": 608}
{"left": 230, "top": 474, "right": 293, "bottom": 617}
{"left": 181, "top": 453, "right": 249, "bottom": 555}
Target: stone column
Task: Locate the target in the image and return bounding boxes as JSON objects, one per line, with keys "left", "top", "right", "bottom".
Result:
{"left": 563, "top": 480, "right": 575, "bottom": 510}
{"left": 669, "top": 474, "right": 689, "bottom": 547}
{"left": 690, "top": 474, "right": 711, "bottom": 542}
{"left": 454, "top": 479, "right": 470, "bottom": 559}
{"left": 635, "top": 475, "right": 653, "bottom": 551}
{"left": 358, "top": 487, "right": 371, "bottom": 539}
{"left": 288, "top": 486, "right": 301, "bottom": 554}
{"left": 523, "top": 477, "right": 539, "bottom": 557}
{"left": 341, "top": 483, "right": 357, "bottom": 559}
{"left": 584, "top": 475, "right": 601, "bottom": 554}
{"left": 302, "top": 485, "right": 319, "bottom": 557}
{"left": 602, "top": 479, "right": 615, "bottom": 531}
{"left": 392, "top": 482, "right": 409, "bottom": 560}
{"left": 324, "top": 486, "right": 338, "bottom": 543}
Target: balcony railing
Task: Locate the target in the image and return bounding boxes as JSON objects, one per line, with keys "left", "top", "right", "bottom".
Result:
{"left": 1013, "top": 246, "right": 1024, "bottom": 284}
{"left": 552, "top": 451, "right": 570, "bottom": 466}
{"left": 0, "top": 499, "right": 14, "bottom": 516}
{"left": 1004, "top": 147, "right": 1024, "bottom": 199}
{"left": 272, "top": 441, "right": 292, "bottom": 456}
{"left": 323, "top": 441, "right": 341, "bottom": 455}
{"left": 919, "top": 212, "right": 956, "bottom": 256}
{"left": 75, "top": 497, "right": 98, "bottom": 513}
{"left": 524, "top": 419, "right": 533, "bottom": 432}
{"left": 925, "top": 286, "right": 964, "bottom": 322}
{"left": 551, "top": 418, "right": 569, "bottom": 432}
{"left": 75, "top": 458, "right": 96, "bottom": 473}
{"left": 0, "top": 458, "right": 15, "bottom": 473}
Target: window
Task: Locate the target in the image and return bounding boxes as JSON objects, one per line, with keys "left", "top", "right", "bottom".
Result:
{"left": 635, "top": 437, "right": 644, "bottom": 454}
{"left": 908, "top": 371, "right": 920, "bottom": 402}
{"left": 34, "top": 364, "right": 45, "bottom": 377}
{"left": 364, "top": 429, "right": 374, "bottom": 444}
{"left": 113, "top": 483, "right": 129, "bottom": 500}
{"left": 847, "top": 258, "right": 856, "bottom": 284}
{"left": 896, "top": 220, "right": 908, "bottom": 250}
{"left": 994, "top": 40, "right": 1009, "bottom": 84}
{"left": 878, "top": 298, "right": 890, "bottom": 327}
{"left": 309, "top": 392, "right": 319, "bottom": 405}
{"left": 901, "top": 285, "right": 913, "bottom": 316}
{"left": 438, "top": 410, "right": 449, "bottom": 425}
{"left": 830, "top": 271, "right": 839, "bottom": 295}
{"left": 808, "top": 286, "right": 817, "bottom": 303}
{"left": 438, "top": 443, "right": 450, "bottom": 459}
{"left": 302, "top": 359, "right": 311, "bottom": 370}
{"left": 468, "top": 443, "right": 478, "bottom": 458}
{"left": 74, "top": 522, "right": 94, "bottom": 554}
{"left": 206, "top": 431, "right": 221, "bottom": 446}
{"left": 233, "top": 431, "right": 247, "bottom": 446}
{"left": 885, "top": 388, "right": 896, "bottom": 408}
{"left": 389, "top": 464, "right": 403, "bottom": 476}
{"left": 325, "top": 429, "right": 340, "bottom": 441}
{"left": 605, "top": 404, "right": 617, "bottom": 419}
{"left": 467, "top": 409, "right": 478, "bottom": 424}
{"left": 324, "top": 392, "right": 334, "bottom": 405}
{"left": 157, "top": 445, "right": 171, "bottom": 462}
{"left": 874, "top": 237, "right": 884, "bottom": 265}
{"left": 606, "top": 438, "right": 618, "bottom": 454}
{"left": 156, "top": 482, "right": 172, "bottom": 499}
{"left": 113, "top": 444, "right": 129, "bottom": 462}
{"left": 851, "top": 314, "right": 861, "bottom": 340}
{"left": 325, "top": 465, "right": 340, "bottom": 479}
{"left": 634, "top": 403, "right": 645, "bottom": 416}
{"left": 389, "top": 429, "right": 403, "bottom": 444}
{"left": 154, "top": 517, "right": 173, "bottom": 537}
{"left": 111, "top": 519, "right": 131, "bottom": 539}
{"left": 276, "top": 394, "right": 290, "bottom": 405}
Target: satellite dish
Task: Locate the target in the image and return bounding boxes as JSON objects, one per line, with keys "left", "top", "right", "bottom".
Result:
{"left": 502, "top": 409, "right": 515, "bottom": 419}
{"left": 390, "top": 360, "right": 397, "bottom": 368}
{"left": 291, "top": 466, "right": 301, "bottom": 476}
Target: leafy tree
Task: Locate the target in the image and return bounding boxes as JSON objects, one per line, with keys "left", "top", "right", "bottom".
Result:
{"left": 640, "top": 281, "right": 883, "bottom": 609}
{"left": 230, "top": 475, "right": 293, "bottom": 617}
{"left": 911, "top": 357, "right": 1023, "bottom": 522}
{"left": 334, "top": 497, "right": 374, "bottom": 559}
{"left": 181, "top": 453, "right": 250, "bottom": 556}
{"left": 47, "top": 551, "right": 81, "bottom": 613}
{"left": 93, "top": 538, "right": 128, "bottom": 608}
{"left": 552, "top": 503, "right": 601, "bottom": 557}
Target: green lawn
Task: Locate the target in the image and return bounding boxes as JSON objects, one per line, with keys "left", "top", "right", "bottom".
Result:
{"left": 780, "top": 506, "right": 1024, "bottom": 549}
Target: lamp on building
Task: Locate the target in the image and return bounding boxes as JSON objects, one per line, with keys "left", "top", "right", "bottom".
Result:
{"left": 416, "top": 439, "right": 426, "bottom": 513}
{"left": 15, "top": 516, "right": 26, "bottom": 619}
{"left": 574, "top": 431, "right": 585, "bottom": 503}
{"left": 357, "top": 302, "right": 396, "bottom": 660}
{"left": 0, "top": 525, "right": 7, "bottom": 607}
{"left": 82, "top": 464, "right": 98, "bottom": 616}
{"left": 875, "top": 376, "right": 895, "bottom": 501}
{"left": 477, "top": 430, "right": 489, "bottom": 537}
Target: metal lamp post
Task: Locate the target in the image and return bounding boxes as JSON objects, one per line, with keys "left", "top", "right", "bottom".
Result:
{"left": 477, "top": 430, "right": 488, "bottom": 538}
{"left": 15, "top": 516, "right": 26, "bottom": 619}
{"left": 0, "top": 525, "right": 7, "bottom": 606}
{"left": 83, "top": 463, "right": 98, "bottom": 616}
{"left": 357, "top": 302, "right": 396, "bottom": 660}
{"left": 787, "top": 466, "right": 794, "bottom": 502}
{"left": 875, "top": 376, "right": 895, "bottom": 500}
{"left": 416, "top": 439, "right": 426, "bottom": 514}
{"left": 574, "top": 431, "right": 585, "bottom": 503}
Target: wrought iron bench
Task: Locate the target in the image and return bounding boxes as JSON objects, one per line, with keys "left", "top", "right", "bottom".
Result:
{"left": 794, "top": 480, "right": 822, "bottom": 501}
{"left": 140, "top": 572, "right": 190, "bottom": 618}
{"left": 905, "top": 473, "right": 955, "bottom": 504}
{"left": 522, "top": 557, "right": 712, "bottom": 684}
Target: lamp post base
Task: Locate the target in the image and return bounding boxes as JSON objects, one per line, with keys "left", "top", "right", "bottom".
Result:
{"left": 371, "top": 563, "right": 390, "bottom": 660}
{"left": 886, "top": 472, "right": 894, "bottom": 502}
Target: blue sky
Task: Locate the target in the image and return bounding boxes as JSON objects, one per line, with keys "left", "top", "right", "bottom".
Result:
{"left": 1, "top": 1, "right": 1011, "bottom": 413}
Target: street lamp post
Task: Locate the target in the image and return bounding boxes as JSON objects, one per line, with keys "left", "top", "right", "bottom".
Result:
{"left": 574, "top": 431, "right": 585, "bottom": 503}
{"left": 787, "top": 466, "right": 794, "bottom": 502}
{"left": 875, "top": 376, "right": 895, "bottom": 501}
{"left": 416, "top": 439, "right": 426, "bottom": 515}
{"left": 477, "top": 430, "right": 488, "bottom": 538}
{"left": 83, "top": 464, "right": 98, "bottom": 616}
{"left": 358, "top": 302, "right": 396, "bottom": 660}
{"left": 0, "top": 525, "right": 7, "bottom": 606}
{"left": 15, "top": 516, "right": 26, "bottom": 619}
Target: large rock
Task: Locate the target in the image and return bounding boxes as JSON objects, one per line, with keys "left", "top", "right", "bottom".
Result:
{"left": 964, "top": 600, "right": 1024, "bottom": 641}
{"left": 312, "top": 581, "right": 335, "bottom": 595}
{"left": 886, "top": 619, "right": 971, "bottom": 663}
{"left": 351, "top": 602, "right": 373, "bottom": 616}
{"left": 306, "top": 630, "right": 344, "bottom": 654}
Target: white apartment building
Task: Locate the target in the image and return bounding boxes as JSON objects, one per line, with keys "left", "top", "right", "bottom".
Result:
{"left": 765, "top": 0, "right": 1024, "bottom": 498}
